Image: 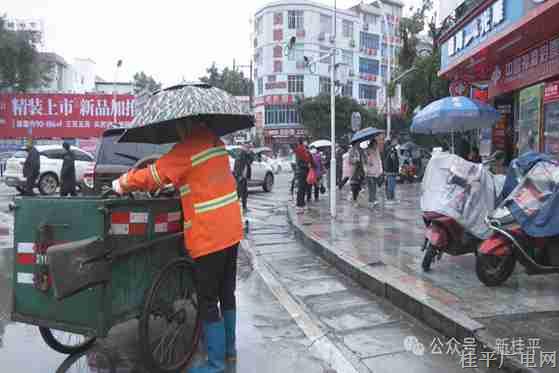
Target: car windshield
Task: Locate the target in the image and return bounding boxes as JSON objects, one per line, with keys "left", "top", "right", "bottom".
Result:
{"left": 96, "top": 133, "right": 175, "bottom": 166}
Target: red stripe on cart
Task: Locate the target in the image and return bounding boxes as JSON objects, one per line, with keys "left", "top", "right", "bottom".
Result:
{"left": 128, "top": 223, "right": 147, "bottom": 235}
{"left": 17, "top": 253, "right": 36, "bottom": 265}
{"left": 111, "top": 212, "right": 130, "bottom": 224}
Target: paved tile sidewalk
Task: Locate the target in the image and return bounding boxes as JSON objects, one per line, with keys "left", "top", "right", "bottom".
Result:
{"left": 289, "top": 184, "right": 559, "bottom": 372}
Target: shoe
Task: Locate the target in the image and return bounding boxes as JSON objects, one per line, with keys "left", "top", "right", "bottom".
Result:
{"left": 188, "top": 320, "right": 226, "bottom": 373}
{"left": 223, "top": 310, "right": 236, "bottom": 362}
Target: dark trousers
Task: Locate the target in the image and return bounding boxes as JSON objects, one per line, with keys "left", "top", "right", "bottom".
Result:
{"left": 296, "top": 167, "right": 309, "bottom": 208}
{"left": 351, "top": 182, "right": 361, "bottom": 201}
{"left": 307, "top": 178, "right": 320, "bottom": 201}
{"left": 236, "top": 177, "right": 248, "bottom": 209}
{"left": 60, "top": 183, "right": 77, "bottom": 197}
{"left": 194, "top": 244, "right": 238, "bottom": 323}
{"left": 25, "top": 175, "right": 37, "bottom": 195}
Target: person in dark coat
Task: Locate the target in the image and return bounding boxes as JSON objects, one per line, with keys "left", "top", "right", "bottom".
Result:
{"left": 384, "top": 138, "right": 400, "bottom": 203}
{"left": 294, "top": 138, "right": 312, "bottom": 213}
{"left": 60, "top": 142, "right": 77, "bottom": 197}
{"left": 22, "top": 139, "right": 40, "bottom": 196}
{"left": 233, "top": 145, "right": 253, "bottom": 213}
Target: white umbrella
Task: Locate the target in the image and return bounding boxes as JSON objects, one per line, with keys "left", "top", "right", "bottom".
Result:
{"left": 310, "top": 140, "right": 331, "bottom": 148}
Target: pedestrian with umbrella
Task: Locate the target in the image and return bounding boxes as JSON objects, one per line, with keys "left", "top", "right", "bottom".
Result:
{"left": 112, "top": 84, "right": 253, "bottom": 373}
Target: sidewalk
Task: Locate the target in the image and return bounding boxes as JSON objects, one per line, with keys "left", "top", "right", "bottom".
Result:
{"left": 288, "top": 184, "right": 559, "bottom": 372}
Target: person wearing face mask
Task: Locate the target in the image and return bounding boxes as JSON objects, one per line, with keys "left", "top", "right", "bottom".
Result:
{"left": 294, "top": 138, "right": 312, "bottom": 213}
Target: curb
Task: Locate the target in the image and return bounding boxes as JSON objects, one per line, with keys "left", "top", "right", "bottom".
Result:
{"left": 287, "top": 205, "right": 538, "bottom": 373}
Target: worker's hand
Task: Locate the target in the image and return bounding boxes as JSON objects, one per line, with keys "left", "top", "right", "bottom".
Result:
{"left": 112, "top": 179, "right": 124, "bottom": 195}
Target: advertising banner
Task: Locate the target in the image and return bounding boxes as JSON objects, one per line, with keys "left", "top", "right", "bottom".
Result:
{"left": 518, "top": 84, "right": 543, "bottom": 153}
{"left": 0, "top": 93, "right": 135, "bottom": 139}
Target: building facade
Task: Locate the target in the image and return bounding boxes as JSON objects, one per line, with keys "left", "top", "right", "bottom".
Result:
{"left": 438, "top": 0, "right": 559, "bottom": 161}
{"left": 253, "top": 0, "right": 403, "bottom": 149}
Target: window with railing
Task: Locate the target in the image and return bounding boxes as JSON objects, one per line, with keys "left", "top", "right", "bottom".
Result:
{"left": 320, "top": 14, "right": 332, "bottom": 33}
{"left": 342, "top": 20, "right": 354, "bottom": 38}
{"left": 319, "top": 76, "right": 331, "bottom": 94}
{"left": 274, "top": 60, "right": 283, "bottom": 73}
{"left": 274, "top": 45, "right": 283, "bottom": 58}
{"left": 265, "top": 105, "right": 300, "bottom": 124}
{"left": 255, "top": 16, "right": 263, "bottom": 35}
{"left": 288, "top": 75, "right": 304, "bottom": 93}
{"left": 288, "top": 10, "right": 304, "bottom": 29}
{"left": 274, "top": 12, "right": 283, "bottom": 26}
{"left": 359, "top": 57, "right": 379, "bottom": 75}
{"left": 342, "top": 82, "right": 353, "bottom": 97}
{"left": 359, "top": 84, "right": 377, "bottom": 100}
{"left": 360, "top": 32, "right": 379, "bottom": 50}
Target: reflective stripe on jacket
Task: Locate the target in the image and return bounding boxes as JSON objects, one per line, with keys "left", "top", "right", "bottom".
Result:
{"left": 119, "top": 127, "right": 243, "bottom": 259}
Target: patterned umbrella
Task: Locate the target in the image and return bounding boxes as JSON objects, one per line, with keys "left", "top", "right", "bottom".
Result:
{"left": 350, "top": 127, "right": 384, "bottom": 145}
{"left": 119, "top": 83, "right": 254, "bottom": 144}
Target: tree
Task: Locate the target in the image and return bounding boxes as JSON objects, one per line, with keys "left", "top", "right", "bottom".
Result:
{"left": 398, "top": 0, "right": 433, "bottom": 70}
{"left": 0, "top": 16, "right": 51, "bottom": 92}
{"left": 297, "top": 94, "right": 383, "bottom": 142}
{"left": 199, "top": 63, "right": 252, "bottom": 96}
{"left": 133, "top": 71, "right": 161, "bottom": 94}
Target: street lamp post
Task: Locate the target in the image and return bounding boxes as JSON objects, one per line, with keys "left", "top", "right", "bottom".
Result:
{"left": 113, "top": 59, "right": 122, "bottom": 124}
{"left": 383, "top": 12, "right": 392, "bottom": 140}
{"left": 330, "top": 0, "right": 337, "bottom": 219}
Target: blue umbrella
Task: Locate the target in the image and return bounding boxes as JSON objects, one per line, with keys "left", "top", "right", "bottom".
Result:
{"left": 411, "top": 96, "right": 500, "bottom": 134}
{"left": 350, "top": 127, "right": 384, "bottom": 144}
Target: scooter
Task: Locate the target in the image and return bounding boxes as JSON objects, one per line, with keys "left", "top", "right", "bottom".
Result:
{"left": 420, "top": 153, "right": 503, "bottom": 272}
{"left": 476, "top": 160, "right": 559, "bottom": 286}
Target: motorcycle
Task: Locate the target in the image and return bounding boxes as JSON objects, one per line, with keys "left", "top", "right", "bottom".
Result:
{"left": 477, "top": 157, "right": 559, "bottom": 286}
{"left": 420, "top": 152, "right": 505, "bottom": 272}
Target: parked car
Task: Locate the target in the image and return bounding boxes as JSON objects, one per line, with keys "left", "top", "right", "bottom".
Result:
{"left": 83, "top": 128, "right": 174, "bottom": 194}
{"left": 0, "top": 151, "right": 16, "bottom": 177}
{"left": 3, "top": 145, "right": 95, "bottom": 195}
{"left": 226, "top": 146, "right": 275, "bottom": 192}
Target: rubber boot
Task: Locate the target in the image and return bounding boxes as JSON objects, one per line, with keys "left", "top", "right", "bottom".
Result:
{"left": 223, "top": 310, "right": 236, "bottom": 362}
{"left": 188, "top": 320, "right": 225, "bottom": 373}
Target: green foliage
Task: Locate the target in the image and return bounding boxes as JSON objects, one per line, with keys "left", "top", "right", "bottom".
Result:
{"left": 199, "top": 63, "right": 252, "bottom": 96}
{"left": 398, "top": 0, "right": 433, "bottom": 70}
{"left": 297, "top": 94, "right": 382, "bottom": 143}
{"left": 133, "top": 71, "right": 161, "bottom": 94}
{"left": 0, "top": 16, "right": 51, "bottom": 92}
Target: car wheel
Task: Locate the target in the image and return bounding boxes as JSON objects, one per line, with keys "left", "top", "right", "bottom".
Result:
{"left": 263, "top": 173, "right": 274, "bottom": 192}
{"left": 38, "top": 173, "right": 59, "bottom": 195}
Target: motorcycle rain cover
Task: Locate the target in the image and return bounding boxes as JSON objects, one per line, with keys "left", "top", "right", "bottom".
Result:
{"left": 421, "top": 153, "right": 503, "bottom": 239}
{"left": 504, "top": 160, "right": 559, "bottom": 238}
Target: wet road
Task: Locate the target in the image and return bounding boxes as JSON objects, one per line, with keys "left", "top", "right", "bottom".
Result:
{"left": 0, "top": 180, "right": 326, "bottom": 372}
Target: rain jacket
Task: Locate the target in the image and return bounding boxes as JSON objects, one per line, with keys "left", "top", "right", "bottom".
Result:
{"left": 23, "top": 146, "right": 40, "bottom": 179}
{"left": 118, "top": 127, "right": 243, "bottom": 259}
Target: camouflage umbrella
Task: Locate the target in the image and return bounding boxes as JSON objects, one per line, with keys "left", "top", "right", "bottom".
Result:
{"left": 119, "top": 83, "right": 254, "bottom": 144}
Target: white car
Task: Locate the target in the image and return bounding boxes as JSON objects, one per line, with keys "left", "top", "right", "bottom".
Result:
{"left": 3, "top": 145, "right": 95, "bottom": 195}
{"left": 226, "top": 146, "right": 275, "bottom": 192}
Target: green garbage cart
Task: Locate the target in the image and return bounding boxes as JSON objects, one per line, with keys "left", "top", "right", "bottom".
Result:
{"left": 11, "top": 194, "right": 200, "bottom": 372}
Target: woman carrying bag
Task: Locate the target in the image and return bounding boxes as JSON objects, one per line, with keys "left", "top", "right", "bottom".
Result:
{"left": 349, "top": 143, "right": 365, "bottom": 205}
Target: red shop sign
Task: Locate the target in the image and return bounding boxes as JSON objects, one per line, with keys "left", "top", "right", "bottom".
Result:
{"left": 0, "top": 93, "right": 135, "bottom": 138}
{"left": 544, "top": 80, "right": 559, "bottom": 103}
{"left": 489, "top": 35, "right": 559, "bottom": 98}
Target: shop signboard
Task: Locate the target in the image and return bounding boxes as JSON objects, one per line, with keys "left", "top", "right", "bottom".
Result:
{"left": 0, "top": 93, "right": 135, "bottom": 139}
{"left": 441, "top": 0, "right": 550, "bottom": 71}
{"left": 518, "top": 84, "right": 543, "bottom": 154}
{"left": 543, "top": 80, "right": 559, "bottom": 155}
{"left": 490, "top": 34, "right": 559, "bottom": 98}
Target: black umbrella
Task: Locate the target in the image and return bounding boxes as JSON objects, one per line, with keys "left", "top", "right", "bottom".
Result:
{"left": 350, "top": 127, "right": 384, "bottom": 145}
{"left": 119, "top": 83, "right": 254, "bottom": 144}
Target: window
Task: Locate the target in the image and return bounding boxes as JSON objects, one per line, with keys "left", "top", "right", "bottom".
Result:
{"left": 274, "top": 12, "right": 283, "bottom": 25}
{"left": 360, "top": 32, "right": 379, "bottom": 50}
{"left": 288, "top": 10, "right": 304, "bottom": 29}
{"left": 342, "top": 82, "right": 353, "bottom": 97}
{"left": 320, "top": 46, "right": 332, "bottom": 64}
{"left": 288, "top": 75, "right": 304, "bottom": 93}
{"left": 265, "top": 105, "right": 300, "bottom": 124}
{"left": 72, "top": 150, "right": 93, "bottom": 162}
{"left": 42, "top": 148, "right": 66, "bottom": 160}
{"left": 381, "top": 43, "right": 388, "bottom": 57}
{"left": 342, "top": 20, "right": 353, "bottom": 38}
{"left": 257, "top": 78, "right": 263, "bottom": 95}
{"left": 359, "top": 58, "right": 379, "bottom": 75}
{"left": 319, "top": 76, "right": 331, "bottom": 94}
{"left": 320, "top": 14, "right": 332, "bottom": 33}
{"left": 381, "top": 65, "right": 388, "bottom": 80}
{"left": 273, "top": 29, "right": 283, "bottom": 41}
{"left": 255, "top": 16, "right": 263, "bottom": 35}
{"left": 363, "top": 13, "right": 378, "bottom": 25}
{"left": 273, "top": 45, "right": 283, "bottom": 58}
{"left": 359, "top": 84, "right": 377, "bottom": 100}
{"left": 342, "top": 50, "right": 353, "bottom": 66}
{"left": 274, "top": 60, "right": 282, "bottom": 73}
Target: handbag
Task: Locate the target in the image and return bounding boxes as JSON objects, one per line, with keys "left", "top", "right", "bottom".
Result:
{"left": 306, "top": 168, "right": 317, "bottom": 185}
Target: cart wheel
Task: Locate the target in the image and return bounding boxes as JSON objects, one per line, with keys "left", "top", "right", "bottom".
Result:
{"left": 39, "top": 327, "right": 96, "bottom": 355}
{"left": 139, "top": 258, "right": 201, "bottom": 372}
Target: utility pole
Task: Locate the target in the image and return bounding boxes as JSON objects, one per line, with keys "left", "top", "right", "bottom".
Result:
{"left": 330, "top": 0, "right": 337, "bottom": 219}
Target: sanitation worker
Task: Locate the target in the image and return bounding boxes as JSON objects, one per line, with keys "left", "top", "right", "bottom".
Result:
{"left": 112, "top": 121, "right": 242, "bottom": 373}
{"left": 22, "top": 138, "right": 40, "bottom": 196}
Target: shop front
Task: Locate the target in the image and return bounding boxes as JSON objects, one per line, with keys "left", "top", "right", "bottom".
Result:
{"left": 438, "top": 0, "right": 559, "bottom": 159}
{"left": 264, "top": 126, "right": 307, "bottom": 155}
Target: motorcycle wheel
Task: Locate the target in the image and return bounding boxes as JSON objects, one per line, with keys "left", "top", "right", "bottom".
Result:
{"left": 422, "top": 243, "right": 436, "bottom": 272}
{"left": 476, "top": 252, "right": 516, "bottom": 287}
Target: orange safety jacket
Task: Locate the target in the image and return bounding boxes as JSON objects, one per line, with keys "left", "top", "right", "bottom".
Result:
{"left": 118, "top": 127, "right": 243, "bottom": 259}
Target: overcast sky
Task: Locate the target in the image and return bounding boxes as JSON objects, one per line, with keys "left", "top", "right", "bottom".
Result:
{"left": 3, "top": 0, "right": 437, "bottom": 86}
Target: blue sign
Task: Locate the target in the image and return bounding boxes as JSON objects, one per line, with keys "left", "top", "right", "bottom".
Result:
{"left": 440, "top": 0, "right": 532, "bottom": 71}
